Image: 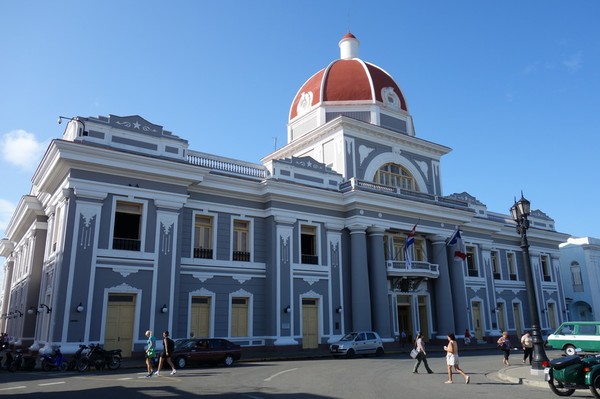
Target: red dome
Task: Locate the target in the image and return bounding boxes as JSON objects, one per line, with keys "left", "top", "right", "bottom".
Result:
{"left": 289, "top": 36, "right": 408, "bottom": 121}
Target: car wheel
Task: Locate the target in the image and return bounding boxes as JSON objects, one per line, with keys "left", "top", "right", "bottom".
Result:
{"left": 346, "top": 349, "right": 355, "bottom": 358}
{"left": 564, "top": 345, "right": 577, "bottom": 356}
{"left": 175, "top": 356, "right": 187, "bottom": 369}
{"left": 376, "top": 347, "right": 384, "bottom": 357}
{"left": 590, "top": 373, "right": 600, "bottom": 399}
{"left": 547, "top": 368, "right": 576, "bottom": 396}
{"left": 223, "top": 355, "right": 235, "bottom": 367}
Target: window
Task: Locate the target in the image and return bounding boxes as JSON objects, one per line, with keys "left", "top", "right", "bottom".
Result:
{"left": 384, "top": 235, "right": 405, "bottom": 261}
{"left": 51, "top": 206, "right": 62, "bottom": 253}
{"left": 194, "top": 215, "right": 213, "bottom": 259}
{"left": 233, "top": 219, "right": 250, "bottom": 261}
{"left": 375, "top": 163, "right": 416, "bottom": 191}
{"left": 466, "top": 246, "right": 478, "bottom": 277}
{"left": 300, "top": 225, "right": 319, "bottom": 265}
{"left": 113, "top": 201, "right": 142, "bottom": 251}
{"left": 414, "top": 238, "right": 426, "bottom": 262}
{"left": 541, "top": 255, "right": 552, "bottom": 282}
{"left": 507, "top": 252, "right": 517, "bottom": 280}
{"left": 491, "top": 251, "right": 501, "bottom": 279}
{"left": 571, "top": 262, "right": 583, "bottom": 292}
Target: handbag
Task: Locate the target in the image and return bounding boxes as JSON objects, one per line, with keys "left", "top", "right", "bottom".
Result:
{"left": 147, "top": 347, "right": 156, "bottom": 358}
{"left": 410, "top": 348, "right": 418, "bottom": 359}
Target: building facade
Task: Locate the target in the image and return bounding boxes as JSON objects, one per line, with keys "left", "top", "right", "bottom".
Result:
{"left": 0, "top": 34, "right": 569, "bottom": 355}
{"left": 558, "top": 237, "right": 600, "bottom": 321}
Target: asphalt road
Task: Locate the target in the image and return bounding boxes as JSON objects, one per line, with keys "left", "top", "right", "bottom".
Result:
{"left": 0, "top": 349, "right": 569, "bottom": 399}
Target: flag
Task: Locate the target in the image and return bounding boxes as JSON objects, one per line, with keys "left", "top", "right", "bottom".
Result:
{"left": 447, "top": 228, "right": 467, "bottom": 261}
{"left": 404, "top": 223, "right": 417, "bottom": 268}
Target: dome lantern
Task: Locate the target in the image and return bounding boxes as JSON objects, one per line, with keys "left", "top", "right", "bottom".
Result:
{"left": 339, "top": 32, "right": 359, "bottom": 60}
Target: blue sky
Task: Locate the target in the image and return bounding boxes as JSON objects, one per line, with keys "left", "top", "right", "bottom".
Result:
{"left": 1, "top": 0, "right": 599, "bottom": 265}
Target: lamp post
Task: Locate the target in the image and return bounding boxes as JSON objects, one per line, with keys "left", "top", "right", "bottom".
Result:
{"left": 510, "top": 194, "right": 549, "bottom": 372}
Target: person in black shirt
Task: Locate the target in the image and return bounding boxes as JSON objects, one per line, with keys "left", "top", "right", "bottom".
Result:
{"left": 155, "top": 330, "right": 176, "bottom": 376}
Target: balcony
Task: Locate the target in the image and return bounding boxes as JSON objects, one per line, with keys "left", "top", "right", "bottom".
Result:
{"left": 386, "top": 260, "right": 439, "bottom": 279}
{"left": 301, "top": 254, "right": 319, "bottom": 265}
{"left": 113, "top": 238, "right": 141, "bottom": 251}
{"left": 194, "top": 248, "right": 213, "bottom": 259}
{"left": 232, "top": 251, "right": 251, "bottom": 262}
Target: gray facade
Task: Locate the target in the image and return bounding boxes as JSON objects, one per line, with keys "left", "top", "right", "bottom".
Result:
{"left": 0, "top": 34, "right": 570, "bottom": 355}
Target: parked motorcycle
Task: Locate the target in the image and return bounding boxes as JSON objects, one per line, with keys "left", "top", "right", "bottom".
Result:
{"left": 69, "top": 344, "right": 88, "bottom": 371}
{"left": 8, "top": 349, "right": 36, "bottom": 372}
{"left": 545, "top": 353, "right": 600, "bottom": 397}
{"left": 77, "top": 343, "right": 122, "bottom": 371}
{"left": 40, "top": 346, "right": 69, "bottom": 371}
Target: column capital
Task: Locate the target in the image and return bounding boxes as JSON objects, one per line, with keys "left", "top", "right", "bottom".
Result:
{"left": 367, "top": 226, "right": 386, "bottom": 235}
{"left": 429, "top": 234, "right": 448, "bottom": 245}
{"left": 346, "top": 223, "right": 368, "bottom": 233}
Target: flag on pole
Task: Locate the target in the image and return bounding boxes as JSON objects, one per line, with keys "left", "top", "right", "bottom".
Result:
{"left": 404, "top": 223, "right": 417, "bottom": 268}
{"left": 447, "top": 228, "right": 467, "bottom": 261}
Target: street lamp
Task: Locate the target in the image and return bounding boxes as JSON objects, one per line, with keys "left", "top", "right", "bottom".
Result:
{"left": 510, "top": 193, "right": 549, "bottom": 373}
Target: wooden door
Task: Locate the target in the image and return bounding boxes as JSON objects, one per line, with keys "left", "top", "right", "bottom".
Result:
{"left": 105, "top": 294, "right": 135, "bottom": 357}
{"left": 191, "top": 296, "right": 211, "bottom": 337}
{"left": 302, "top": 298, "right": 319, "bottom": 349}
{"left": 472, "top": 302, "right": 483, "bottom": 340}
{"left": 230, "top": 297, "right": 248, "bottom": 337}
{"left": 513, "top": 303, "right": 523, "bottom": 337}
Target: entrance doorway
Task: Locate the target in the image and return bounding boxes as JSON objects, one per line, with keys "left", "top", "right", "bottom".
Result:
{"left": 105, "top": 294, "right": 135, "bottom": 357}
{"left": 471, "top": 302, "right": 483, "bottom": 341}
{"left": 397, "top": 296, "right": 413, "bottom": 343}
{"left": 191, "top": 296, "right": 211, "bottom": 337}
{"left": 302, "top": 298, "right": 319, "bottom": 349}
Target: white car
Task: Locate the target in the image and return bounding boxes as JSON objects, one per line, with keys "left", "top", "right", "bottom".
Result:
{"left": 329, "top": 331, "right": 384, "bottom": 358}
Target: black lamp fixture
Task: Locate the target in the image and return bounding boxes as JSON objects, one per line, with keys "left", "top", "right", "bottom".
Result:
{"left": 160, "top": 304, "right": 168, "bottom": 314}
{"left": 57, "top": 116, "right": 87, "bottom": 136}
{"left": 510, "top": 192, "right": 549, "bottom": 372}
{"left": 39, "top": 304, "right": 52, "bottom": 314}
{"left": 336, "top": 306, "right": 343, "bottom": 314}
{"left": 76, "top": 302, "right": 84, "bottom": 313}
{"left": 14, "top": 310, "right": 23, "bottom": 318}
{"left": 27, "top": 306, "right": 39, "bottom": 315}
{"left": 283, "top": 305, "right": 291, "bottom": 314}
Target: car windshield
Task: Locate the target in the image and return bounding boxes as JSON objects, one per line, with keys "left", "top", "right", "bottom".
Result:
{"left": 174, "top": 339, "right": 195, "bottom": 350}
{"left": 339, "top": 333, "right": 358, "bottom": 341}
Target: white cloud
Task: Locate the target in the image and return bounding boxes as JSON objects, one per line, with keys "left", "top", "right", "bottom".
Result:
{"left": 0, "top": 198, "right": 15, "bottom": 235}
{"left": 0, "top": 129, "right": 45, "bottom": 171}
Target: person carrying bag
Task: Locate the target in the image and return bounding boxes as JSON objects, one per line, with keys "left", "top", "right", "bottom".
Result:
{"left": 412, "top": 333, "right": 433, "bottom": 374}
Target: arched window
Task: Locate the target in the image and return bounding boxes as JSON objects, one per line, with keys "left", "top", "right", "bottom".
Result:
{"left": 375, "top": 163, "right": 416, "bottom": 191}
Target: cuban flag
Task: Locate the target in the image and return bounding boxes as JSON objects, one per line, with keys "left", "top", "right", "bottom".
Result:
{"left": 404, "top": 223, "right": 417, "bottom": 268}
{"left": 447, "top": 228, "right": 467, "bottom": 261}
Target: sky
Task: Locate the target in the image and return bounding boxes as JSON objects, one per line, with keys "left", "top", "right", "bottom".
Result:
{"left": 1, "top": 1, "right": 599, "bottom": 278}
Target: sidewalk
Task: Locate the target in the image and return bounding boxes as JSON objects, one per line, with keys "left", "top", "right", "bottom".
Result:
{"left": 494, "top": 364, "right": 546, "bottom": 388}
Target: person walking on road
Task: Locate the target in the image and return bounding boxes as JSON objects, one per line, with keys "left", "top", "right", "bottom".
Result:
{"left": 521, "top": 331, "right": 533, "bottom": 365}
{"left": 155, "top": 330, "right": 177, "bottom": 376}
{"left": 444, "top": 332, "right": 470, "bottom": 384}
{"left": 412, "top": 333, "right": 434, "bottom": 374}
{"left": 497, "top": 331, "right": 512, "bottom": 366}
{"left": 145, "top": 330, "right": 156, "bottom": 377}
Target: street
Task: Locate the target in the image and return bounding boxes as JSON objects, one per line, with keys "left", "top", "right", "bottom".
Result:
{"left": 0, "top": 349, "right": 586, "bottom": 399}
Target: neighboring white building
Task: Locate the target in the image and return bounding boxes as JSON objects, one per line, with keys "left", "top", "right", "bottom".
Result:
{"left": 0, "top": 33, "right": 569, "bottom": 355}
{"left": 559, "top": 237, "right": 600, "bottom": 321}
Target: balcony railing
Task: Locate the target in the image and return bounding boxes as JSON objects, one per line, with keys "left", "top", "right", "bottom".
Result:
{"left": 113, "top": 238, "right": 141, "bottom": 251}
{"left": 232, "top": 251, "right": 251, "bottom": 262}
{"left": 301, "top": 254, "right": 319, "bottom": 265}
{"left": 339, "top": 178, "right": 471, "bottom": 210}
{"left": 386, "top": 260, "right": 439, "bottom": 278}
{"left": 187, "top": 152, "right": 268, "bottom": 179}
{"left": 194, "top": 248, "right": 213, "bottom": 259}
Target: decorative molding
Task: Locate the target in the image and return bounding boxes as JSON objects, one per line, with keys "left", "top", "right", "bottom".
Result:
{"left": 358, "top": 145, "right": 374, "bottom": 165}
{"left": 302, "top": 277, "right": 320, "bottom": 285}
{"left": 415, "top": 160, "right": 429, "bottom": 181}
{"left": 107, "top": 282, "right": 139, "bottom": 292}
{"left": 112, "top": 267, "right": 140, "bottom": 278}
{"left": 232, "top": 275, "right": 252, "bottom": 284}
{"left": 192, "top": 272, "right": 214, "bottom": 282}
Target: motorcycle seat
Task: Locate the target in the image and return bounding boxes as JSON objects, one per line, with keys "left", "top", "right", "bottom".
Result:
{"left": 550, "top": 355, "right": 581, "bottom": 370}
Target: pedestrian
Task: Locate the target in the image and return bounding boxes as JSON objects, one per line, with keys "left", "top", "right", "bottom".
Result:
{"left": 497, "top": 331, "right": 512, "bottom": 366}
{"left": 412, "top": 333, "right": 434, "bottom": 374}
{"left": 444, "top": 332, "right": 470, "bottom": 384}
{"left": 145, "top": 330, "right": 156, "bottom": 377}
{"left": 521, "top": 331, "right": 533, "bottom": 365}
{"left": 400, "top": 330, "right": 407, "bottom": 346}
{"left": 155, "top": 330, "right": 177, "bottom": 376}
{"left": 464, "top": 329, "right": 471, "bottom": 345}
